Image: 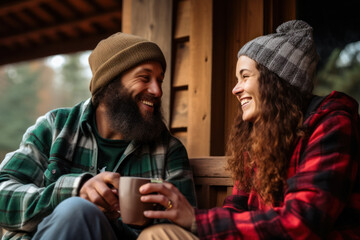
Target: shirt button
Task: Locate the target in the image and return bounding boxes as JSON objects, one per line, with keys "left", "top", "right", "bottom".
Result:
{"left": 51, "top": 169, "right": 56, "bottom": 174}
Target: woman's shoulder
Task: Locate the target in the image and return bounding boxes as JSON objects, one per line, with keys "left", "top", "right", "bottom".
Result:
{"left": 304, "top": 91, "right": 359, "bottom": 125}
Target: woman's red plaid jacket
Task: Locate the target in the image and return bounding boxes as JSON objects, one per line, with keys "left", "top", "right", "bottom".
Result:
{"left": 195, "top": 91, "right": 360, "bottom": 240}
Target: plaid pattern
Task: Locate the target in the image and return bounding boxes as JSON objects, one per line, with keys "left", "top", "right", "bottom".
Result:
{"left": 0, "top": 99, "right": 196, "bottom": 239}
{"left": 195, "top": 91, "right": 360, "bottom": 239}
{"left": 237, "top": 20, "right": 319, "bottom": 94}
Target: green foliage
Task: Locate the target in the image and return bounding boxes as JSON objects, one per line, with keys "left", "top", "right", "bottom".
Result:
{"left": 59, "top": 52, "right": 91, "bottom": 106}
{"left": 0, "top": 63, "right": 41, "bottom": 152}
{"left": 0, "top": 52, "right": 91, "bottom": 160}
{"left": 314, "top": 43, "right": 360, "bottom": 106}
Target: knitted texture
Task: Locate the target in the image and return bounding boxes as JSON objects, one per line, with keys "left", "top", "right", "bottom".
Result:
{"left": 238, "top": 20, "right": 319, "bottom": 94}
{"left": 89, "top": 32, "right": 166, "bottom": 95}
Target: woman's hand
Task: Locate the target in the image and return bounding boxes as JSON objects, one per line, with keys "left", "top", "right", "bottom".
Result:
{"left": 139, "top": 181, "right": 195, "bottom": 230}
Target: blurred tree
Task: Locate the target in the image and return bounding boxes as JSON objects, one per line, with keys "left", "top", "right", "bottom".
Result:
{"left": 59, "top": 52, "right": 90, "bottom": 106}
{"left": 314, "top": 42, "right": 360, "bottom": 107}
{"left": 0, "top": 63, "right": 41, "bottom": 155}
{"left": 0, "top": 52, "right": 91, "bottom": 160}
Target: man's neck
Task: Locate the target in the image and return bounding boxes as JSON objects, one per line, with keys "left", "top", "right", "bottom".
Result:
{"left": 95, "top": 104, "right": 124, "bottom": 140}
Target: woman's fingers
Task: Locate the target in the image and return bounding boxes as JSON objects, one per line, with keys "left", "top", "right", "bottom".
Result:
{"left": 139, "top": 182, "right": 195, "bottom": 229}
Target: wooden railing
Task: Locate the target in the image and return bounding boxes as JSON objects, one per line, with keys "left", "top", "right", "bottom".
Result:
{"left": 189, "top": 156, "right": 233, "bottom": 209}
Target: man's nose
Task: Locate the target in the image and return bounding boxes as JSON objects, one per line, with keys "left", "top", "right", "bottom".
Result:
{"left": 148, "top": 79, "right": 162, "bottom": 98}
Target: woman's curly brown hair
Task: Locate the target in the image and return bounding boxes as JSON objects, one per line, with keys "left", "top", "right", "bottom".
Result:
{"left": 227, "top": 62, "right": 311, "bottom": 205}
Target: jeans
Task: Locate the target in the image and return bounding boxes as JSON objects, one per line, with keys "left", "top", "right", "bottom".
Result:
{"left": 32, "top": 197, "right": 140, "bottom": 240}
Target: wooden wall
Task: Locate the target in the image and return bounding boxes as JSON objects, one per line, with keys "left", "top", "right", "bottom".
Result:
{"left": 122, "top": 0, "right": 296, "bottom": 157}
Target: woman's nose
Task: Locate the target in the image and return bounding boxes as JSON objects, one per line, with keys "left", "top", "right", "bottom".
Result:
{"left": 232, "top": 82, "right": 243, "bottom": 96}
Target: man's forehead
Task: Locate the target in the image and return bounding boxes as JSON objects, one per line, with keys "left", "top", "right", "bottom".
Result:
{"left": 132, "top": 63, "right": 165, "bottom": 77}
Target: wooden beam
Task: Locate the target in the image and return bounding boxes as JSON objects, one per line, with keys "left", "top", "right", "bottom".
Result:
{"left": 187, "top": 0, "right": 213, "bottom": 156}
{"left": 121, "top": 0, "right": 132, "bottom": 33}
{"left": 0, "top": 33, "right": 112, "bottom": 66}
{"left": 0, "top": 9, "right": 122, "bottom": 46}
{"left": 190, "top": 156, "right": 230, "bottom": 177}
{"left": 173, "top": 41, "right": 190, "bottom": 87}
{"left": 0, "top": 0, "right": 50, "bottom": 14}
{"left": 174, "top": 0, "right": 190, "bottom": 39}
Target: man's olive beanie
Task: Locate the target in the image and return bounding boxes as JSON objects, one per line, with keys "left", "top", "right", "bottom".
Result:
{"left": 89, "top": 32, "right": 166, "bottom": 96}
{"left": 238, "top": 20, "right": 319, "bottom": 94}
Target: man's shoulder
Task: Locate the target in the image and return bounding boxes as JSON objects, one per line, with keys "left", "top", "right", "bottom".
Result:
{"left": 46, "top": 99, "right": 92, "bottom": 123}
{"left": 159, "top": 127, "right": 184, "bottom": 146}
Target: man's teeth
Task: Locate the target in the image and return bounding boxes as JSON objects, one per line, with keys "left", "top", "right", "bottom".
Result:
{"left": 241, "top": 99, "right": 250, "bottom": 106}
{"left": 141, "top": 100, "right": 154, "bottom": 107}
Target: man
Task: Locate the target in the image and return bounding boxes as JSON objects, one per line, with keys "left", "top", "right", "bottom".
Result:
{"left": 0, "top": 32, "right": 196, "bottom": 239}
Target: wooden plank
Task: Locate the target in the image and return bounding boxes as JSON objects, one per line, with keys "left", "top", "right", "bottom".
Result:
{"left": 215, "top": 187, "right": 229, "bottom": 206}
{"left": 174, "top": 0, "right": 190, "bottom": 39}
{"left": 190, "top": 156, "right": 229, "bottom": 177}
{"left": 68, "top": 0, "right": 95, "bottom": 14}
{"left": 173, "top": 40, "right": 190, "bottom": 87}
{"left": 187, "top": 0, "right": 213, "bottom": 157}
{"left": 170, "top": 89, "right": 188, "bottom": 129}
{"left": 190, "top": 156, "right": 234, "bottom": 208}
{"left": 0, "top": 10, "right": 122, "bottom": 46}
{"left": 198, "top": 184, "right": 210, "bottom": 209}
{"left": 47, "top": 1, "right": 75, "bottom": 19}
{"left": 227, "top": 186, "right": 233, "bottom": 196}
{"left": 194, "top": 177, "right": 233, "bottom": 186}
{"left": 0, "top": 33, "right": 112, "bottom": 66}
{"left": 93, "top": 0, "right": 121, "bottom": 8}
{"left": 0, "top": 0, "right": 48, "bottom": 15}
{"left": 121, "top": 0, "right": 132, "bottom": 33}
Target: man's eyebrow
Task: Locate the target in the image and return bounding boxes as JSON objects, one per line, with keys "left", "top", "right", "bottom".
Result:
{"left": 135, "top": 68, "right": 152, "bottom": 74}
{"left": 134, "top": 68, "right": 164, "bottom": 77}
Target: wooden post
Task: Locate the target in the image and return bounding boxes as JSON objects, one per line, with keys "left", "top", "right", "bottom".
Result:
{"left": 187, "top": 0, "right": 213, "bottom": 156}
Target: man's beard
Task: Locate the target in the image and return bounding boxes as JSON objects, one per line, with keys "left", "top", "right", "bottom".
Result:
{"left": 102, "top": 86, "right": 165, "bottom": 143}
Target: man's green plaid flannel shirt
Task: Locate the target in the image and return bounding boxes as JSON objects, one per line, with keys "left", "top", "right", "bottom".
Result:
{"left": 0, "top": 99, "right": 196, "bottom": 239}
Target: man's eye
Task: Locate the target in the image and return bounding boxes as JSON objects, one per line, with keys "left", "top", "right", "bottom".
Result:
{"left": 139, "top": 76, "right": 150, "bottom": 81}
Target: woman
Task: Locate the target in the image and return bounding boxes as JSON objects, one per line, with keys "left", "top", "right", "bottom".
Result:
{"left": 138, "top": 20, "right": 360, "bottom": 239}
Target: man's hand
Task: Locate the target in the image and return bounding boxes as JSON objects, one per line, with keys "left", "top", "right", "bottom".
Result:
{"left": 79, "top": 172, "right": 120, "bottom": 220}
{"left": 139, "top": 182, "right": 195, "bottom": 230}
